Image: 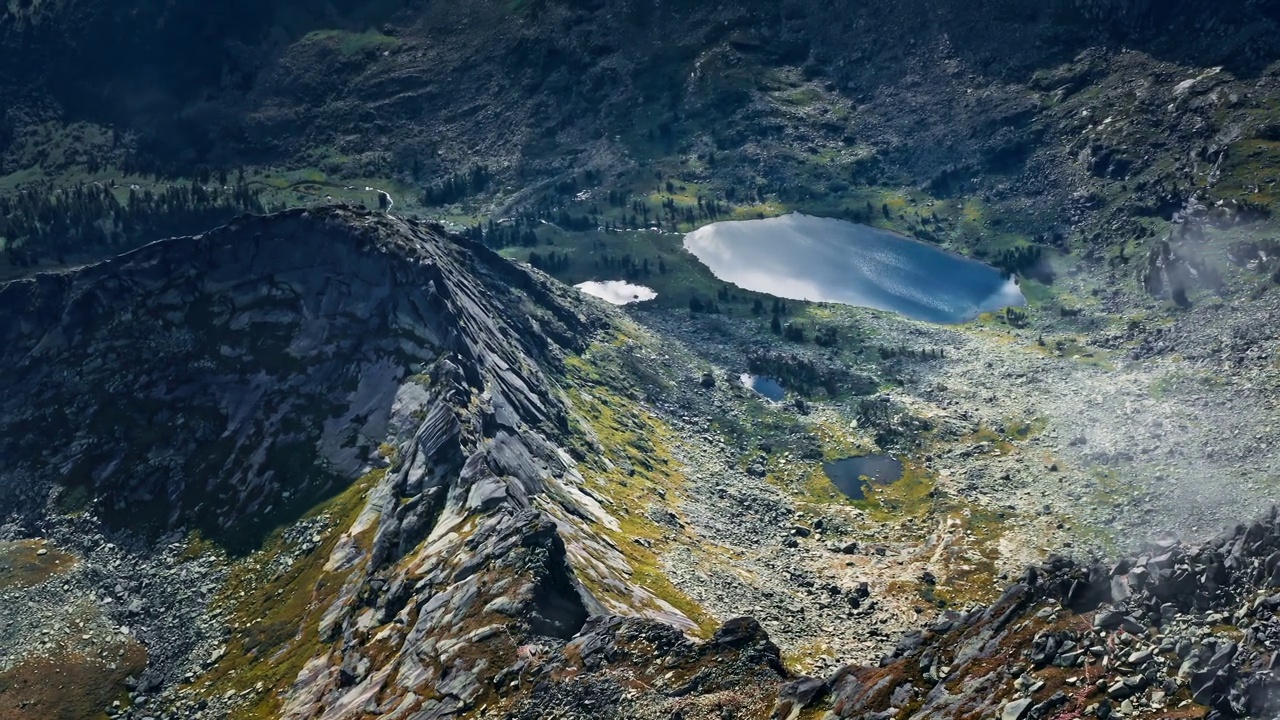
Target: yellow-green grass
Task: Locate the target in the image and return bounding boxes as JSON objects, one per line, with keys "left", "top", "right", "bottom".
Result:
{"left": 562, "top": 352, "right": 719, "bottom": 636}
{"left": 195, "top": 469, "right": 384, "bottom": 719}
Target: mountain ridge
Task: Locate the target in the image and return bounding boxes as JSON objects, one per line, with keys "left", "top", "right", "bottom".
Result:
{"left": 3, "top": 2, "right": 1280, "bottom": 718}
{"left": 0, "top": 206, "right": 598, "bottom": 547}
{"left": 0, "top": 206, "right": 730, "bottom": 718}
{"left": 0, "top": 205, "right": 1276, "bottom": 720}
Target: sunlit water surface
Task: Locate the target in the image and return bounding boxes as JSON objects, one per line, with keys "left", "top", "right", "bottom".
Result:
{"left": 684, "top": 213, "right": 1025, "bottom": 323}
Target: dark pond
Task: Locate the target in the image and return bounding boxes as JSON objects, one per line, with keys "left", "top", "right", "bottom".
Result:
{"left": 822, "top": 455, "right": 905, "bottom": 501}
{"left": 740, "top": 374, "right": 785, "bottom": 402}
{"left": 683, "top": 213, "right": 1026, "bottom": 324}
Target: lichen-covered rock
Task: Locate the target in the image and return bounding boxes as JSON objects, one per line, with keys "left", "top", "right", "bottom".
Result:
{"left": 773, "top": 507, "right": 1280, "bottom": 720}
{"left": 0, "top": 206, "right": 713, "bottom": 718}
{"left": 0, "top": 206, "right": 598, "bottom": 549}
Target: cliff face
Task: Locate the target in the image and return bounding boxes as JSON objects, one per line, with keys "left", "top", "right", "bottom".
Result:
{"left": 0, "top": 207, "right": 736, "bottom": 717}
{"left": 0, "top": 207, "right": 593, "bottom": 547}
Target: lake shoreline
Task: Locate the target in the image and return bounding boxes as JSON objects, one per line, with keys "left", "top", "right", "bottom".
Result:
{"left": 684, "top": 213, "right": 1026, "bottom": 324}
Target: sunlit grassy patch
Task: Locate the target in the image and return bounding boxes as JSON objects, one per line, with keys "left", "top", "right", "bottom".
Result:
{"left": 197, "top": 469, "right": 383, "bottom": 719}
{"left": 725, "top": 202, "right": 787, "bottom": 220}
{"left": 854, "top": 460, "right": 939, "bottom": 523}
{"left": 782, "top": 638, "right": 836, "bottom": 673}
{"left": 562, "top": 350, "right": 718, "bottom": 636}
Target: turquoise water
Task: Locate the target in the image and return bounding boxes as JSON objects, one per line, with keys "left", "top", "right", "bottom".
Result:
{"left": 684, "top": 213, "right": 1026, "bottom": 324}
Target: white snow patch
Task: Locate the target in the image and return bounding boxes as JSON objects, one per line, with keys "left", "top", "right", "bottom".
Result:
{"left": 574, "top": 280, "right": 658, "bottom": 306}
{"left": 1174, "top": 67, "right": 1222, "bottom": 97}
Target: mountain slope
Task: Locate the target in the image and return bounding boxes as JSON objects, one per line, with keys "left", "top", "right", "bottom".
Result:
{"left": 4, "top": 1, "right": 1280, "bottom": 718}
{"left": 0, "top": 208, "right": 1277, "bottom": 720}
{"left": 0, "top": 206, "right": 596, "bottom": 547}
{"left": 0, "top": 206, "right": 743, "bottom": 718}
{"left": 7, "top": 0, "right": 1280, "bottom": 188}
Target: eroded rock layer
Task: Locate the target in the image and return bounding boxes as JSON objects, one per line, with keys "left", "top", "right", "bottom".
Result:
{"left": 0, "top": 207, "right": 705, "bottom": 717}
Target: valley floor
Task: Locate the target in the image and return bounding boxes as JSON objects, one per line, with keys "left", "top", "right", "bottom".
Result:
{"left": 610, "top": 281, "right": 1280, "bottom": 673}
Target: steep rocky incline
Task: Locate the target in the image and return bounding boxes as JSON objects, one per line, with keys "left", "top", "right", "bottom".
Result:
{"left": 0, "top": 206, "right": 591, "bottom": 546}
{"left": 0, "top": 206, "right": 771, "bottom": 718}
{"left": 505, "top": 510, "right": 1280, "bottom": 720}
{"left": 776, "top": 510, "right": 1280, "bottom": 720}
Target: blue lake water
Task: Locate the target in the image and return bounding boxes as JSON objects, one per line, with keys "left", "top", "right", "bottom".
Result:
{"left": 822, "top": 455, "right": 905, "bottom": 501}
{"left": 683, "top": 213, "right": 1026, "bottom": 324}
{"left": 740, "top": 374, "right": 785, "bottom": 402}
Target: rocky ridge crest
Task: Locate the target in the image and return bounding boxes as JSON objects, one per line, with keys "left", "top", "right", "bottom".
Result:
{"left": 0, "top": 207, "right": 721, "bottom": 718}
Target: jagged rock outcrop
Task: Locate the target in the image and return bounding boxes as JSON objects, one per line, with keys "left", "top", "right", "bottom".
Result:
{"left": 0, "top": 206, "right": 726, "bottom": 718}
{"left": 506, "top": 616, "right": 790, "bottom": 719}
{"left": 358, "top": 504, "right": 1280, "bottom": 719}
{"left": 0, "top": 206, "right": 593, "bottom": 545}
{"left": 771, "top": 509, "right": 1280, "bottom": 720}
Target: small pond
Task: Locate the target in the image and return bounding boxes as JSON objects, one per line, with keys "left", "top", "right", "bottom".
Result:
{"left": 740, "top": 374, "right": 785, "bottom": 402}
{"left": 683, "top": 213, "right": 1026, "bottom": 324}
{"left": 574, "top": 280, "right": 658, "bottom": 306}
{"left": 822, "top": 455, "right": 905, "bottom": 501}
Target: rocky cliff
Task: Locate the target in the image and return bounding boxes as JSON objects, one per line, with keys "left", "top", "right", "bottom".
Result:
{"left": 0, "top": 206, "right": 594, "bottom": 546}
{"left": 496, "top": 511, "right": 1280, "bottom": 720}
{"left": 0, "top": 207, "right": 744, "bottom": 718}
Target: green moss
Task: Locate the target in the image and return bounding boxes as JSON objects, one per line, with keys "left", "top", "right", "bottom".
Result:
{"left": 1150, "top": 367, "right": 1232, "bottom": 400}
{"left": 1027, "top": 334, "right": 1114, "bottom": 369}
{"left": 562, "top": 350, "right": 718, "bottom": 637}
{"left": 799, "top": 463, "right": 854, "bottom": 506}
{"left": 965, "top": 424, "right": 1017, "bottom": 456}
{"left": 198, "top": 469, "right": 383, "bottom": 719}
{"left": 781, "top": 638, "right": 836, "bottom": 673}
{"left": 774, "top": 86, "right": 826, "bottom": 107}
{"left": 854, "top": 460, "right": 939, "bottom": 522}
{"left": 1213, "top": 138, "right": 1280, "bottom": 210}
{"left": 179, "top": 532, "right": 219, "bottom": 562}
{"left": 1013, "top": 275, "right": 1054, "bottom": 303}
{"left": 1006, "top": 416, "right": 1047, "bottom": 441}
{"left": 809, "top": 418, "right": 868, "bottom": 461}
{"left": 644, "top": 179, "right": 713, "bottom": 209}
